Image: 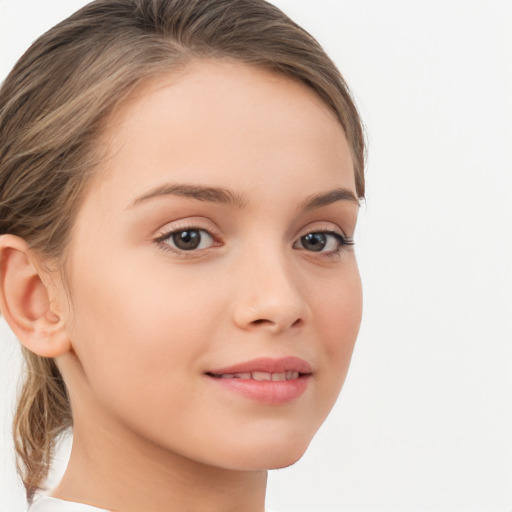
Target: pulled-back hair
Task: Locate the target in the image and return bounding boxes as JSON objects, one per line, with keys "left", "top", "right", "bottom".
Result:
{"left": 0, "top": 0, "right": 365, "bottom": 501}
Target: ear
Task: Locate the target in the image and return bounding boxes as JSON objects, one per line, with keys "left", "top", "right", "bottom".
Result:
{"left": 0, "top": 234, "right": 71, "bottom": 357}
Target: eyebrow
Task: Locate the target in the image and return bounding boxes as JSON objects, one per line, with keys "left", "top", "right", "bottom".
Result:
{"left": 129, "top": 183, "right": 247, "bottom": 209}
{"left": 129, "top": 183, "right": 359, "bottom": 210}
{"left": 300, "top": 188, "right": 360, "bottom": 210}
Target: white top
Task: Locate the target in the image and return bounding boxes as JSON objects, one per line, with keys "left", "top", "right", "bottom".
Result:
{"left": 29, "top": 495, "right": 275, "bottom": 511}
{"left": 29, "top": 496, "right": 109, "bottom": 511}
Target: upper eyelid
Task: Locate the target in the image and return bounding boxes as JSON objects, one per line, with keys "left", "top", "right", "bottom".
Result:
{"left": 295, "top": 221, "right": 349, "bottom": 239}
{"left": 153, "top": 218, "right": 350, "bottom": 242}
{"left": 294, "top": 231, "right": 352, "bottom": 247}
{"left": 154, "top": 218, "right": 221, "bottom": 238}
{"left": 156, "top": 226, "right": 214, "bottom": 239}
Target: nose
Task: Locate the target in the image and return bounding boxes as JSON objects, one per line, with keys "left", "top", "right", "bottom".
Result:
{"left": 231, "top": 250, "right": 309, "bottom": 334}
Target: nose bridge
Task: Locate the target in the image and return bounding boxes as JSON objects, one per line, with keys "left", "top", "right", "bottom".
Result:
{"left": 231, "top": 236, "right": 308, "bottom": 332}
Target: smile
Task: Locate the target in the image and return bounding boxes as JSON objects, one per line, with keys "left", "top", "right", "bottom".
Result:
{"left": 210, "top": 371, "right": 300, "bottom": 381}
{"left": 205, "top": 357, "right": 312, "bottom": 405}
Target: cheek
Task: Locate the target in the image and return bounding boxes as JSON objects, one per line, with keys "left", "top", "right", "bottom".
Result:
{"left": 66, "top": 256, "right": 220, "bottom": 410}
{"left": 312, "top": 264, "right": 362, "bottom": 393}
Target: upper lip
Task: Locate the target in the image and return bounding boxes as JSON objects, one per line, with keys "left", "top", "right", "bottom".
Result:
{"left": 206, "top": 356, "right": 313, "bottom": 376}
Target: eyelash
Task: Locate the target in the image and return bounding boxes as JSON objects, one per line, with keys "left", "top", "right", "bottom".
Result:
{"left": 154, "top": 227, "right": 354, "bottom": 258}
{"left": 294, "top": 231, "right": 354, "bottom": 258}
{"left": 154, "top": 226, "right": 219, "bottom": 257}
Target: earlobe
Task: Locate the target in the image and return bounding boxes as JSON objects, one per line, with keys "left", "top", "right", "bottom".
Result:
{"left": 0, "top": 234, "right": 71, "bottom": 358}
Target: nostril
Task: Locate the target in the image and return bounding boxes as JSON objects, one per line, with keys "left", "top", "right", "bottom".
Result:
{"left": 251, "top": 319, "right": 270, "bottom": 326}
{"left": 249, "top": 318, "right": 303, "bottom": 329}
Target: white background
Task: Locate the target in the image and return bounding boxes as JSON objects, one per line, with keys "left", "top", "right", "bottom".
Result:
{"left": 1, "top": 0, "right": 511, "bottom": 511}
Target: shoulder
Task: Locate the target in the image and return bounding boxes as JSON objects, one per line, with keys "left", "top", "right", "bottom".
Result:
{"left": 29, "top": 496, "right": 110, "bottom": 512}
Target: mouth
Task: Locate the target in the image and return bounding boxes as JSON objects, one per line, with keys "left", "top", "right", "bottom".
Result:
{"left": 206, "top": 370, "right": 303, "bottom": 381}
{"left": 205, "top": 357, "right": 312, "bottom": 404}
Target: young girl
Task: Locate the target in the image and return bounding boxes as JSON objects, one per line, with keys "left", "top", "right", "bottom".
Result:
{"left": 0, "top": 0, "right": 365, "bottom": 510}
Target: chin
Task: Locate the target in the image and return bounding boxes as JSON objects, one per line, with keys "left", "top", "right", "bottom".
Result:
{"left": 263, "top": 449, "right": 308, "bottom": 470}
{"left": 215, "top": 429, "right": 314, "bottom": 471}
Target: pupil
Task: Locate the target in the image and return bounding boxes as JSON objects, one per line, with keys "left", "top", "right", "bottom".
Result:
{"left": 173, "top": 230, "right": 201, "bottom": 250}
{"left": 302, "top": 233, "right": 326, "bottom": 252}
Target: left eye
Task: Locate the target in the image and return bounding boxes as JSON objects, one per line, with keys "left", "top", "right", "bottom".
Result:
{"left": 161, "top": 229, "right": 215, "bottom": 251}
{"left": 295, "top": 232, "right": 344, "bottom": 253}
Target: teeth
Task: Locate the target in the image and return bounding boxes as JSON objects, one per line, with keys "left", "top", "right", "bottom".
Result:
{"left": 233, "top": 372, "right": 251, "bottom": 379}
{"left": 215, "top": 371, "right": 300, "bottom": 380}
{"left": 252, "top": 371, "right": 271, "bottom": 381}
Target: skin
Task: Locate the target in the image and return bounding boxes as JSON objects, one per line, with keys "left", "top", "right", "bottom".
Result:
{"left": 2, "top": 60, "right": 362, "bottom": 511}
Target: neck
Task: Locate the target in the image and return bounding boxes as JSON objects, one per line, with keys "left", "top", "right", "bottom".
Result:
{"left": 52, "top": 417, "right": 268, "bottom": 512}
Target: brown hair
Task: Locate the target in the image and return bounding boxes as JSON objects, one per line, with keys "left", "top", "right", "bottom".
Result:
{"left": 0, "top": 0, "right": 365, "bottom": 502}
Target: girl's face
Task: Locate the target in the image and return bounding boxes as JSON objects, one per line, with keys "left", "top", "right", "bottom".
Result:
{"left": 59, "top": 60, "right": 362, "bottom": 470}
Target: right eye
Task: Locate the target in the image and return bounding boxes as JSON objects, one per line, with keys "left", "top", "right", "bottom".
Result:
{"left": 158, "top": 228, "right": 215, "bottom": 252}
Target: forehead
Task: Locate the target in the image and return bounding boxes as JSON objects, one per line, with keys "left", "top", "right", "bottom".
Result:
{"left": 88, "top": 59, "right": 355, "bottom": 208}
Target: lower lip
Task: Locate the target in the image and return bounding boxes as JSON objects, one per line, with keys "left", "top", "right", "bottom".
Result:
{"left": 206, "top": 375, "right": 311, "bottom": 405}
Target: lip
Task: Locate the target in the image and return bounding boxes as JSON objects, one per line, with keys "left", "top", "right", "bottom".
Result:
{"left": 205, "top": 357, "right": 313, "bottom": 405}
{"left": 207, "top": 356, "right": 313, "bottom": 375}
